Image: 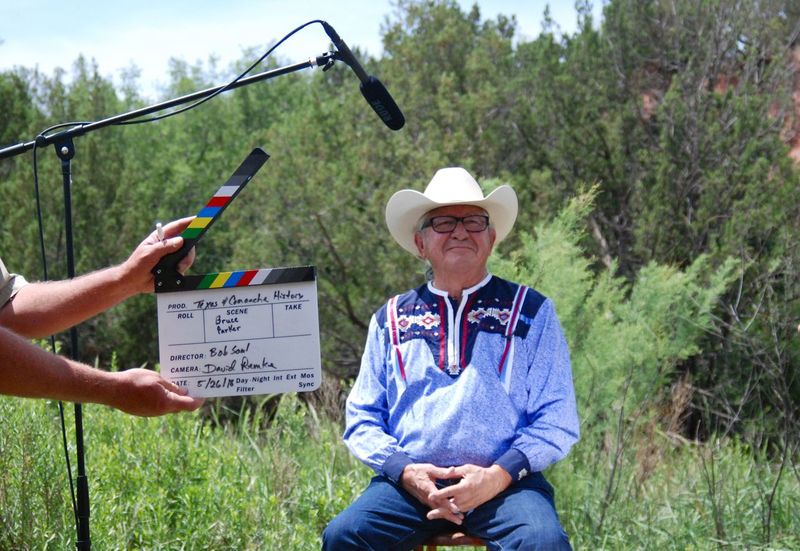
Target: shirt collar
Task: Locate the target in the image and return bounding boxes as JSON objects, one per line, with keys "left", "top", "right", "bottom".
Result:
{"left": 426, "top": 273, "right": 493, "bottom": 300}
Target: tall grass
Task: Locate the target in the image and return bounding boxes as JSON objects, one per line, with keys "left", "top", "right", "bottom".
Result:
{"left": 0, "top": 394, "right": 370, "bottom": 550}
{"left": 553, "top": 428, "right": 800, "bottom": 550}
{"left": 1, "top": 392, "right": 797, "bottom": 550}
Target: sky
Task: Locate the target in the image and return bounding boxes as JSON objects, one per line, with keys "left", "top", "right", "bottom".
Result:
{"left": 0, "top": 1, "right": 603, "bottom": 98}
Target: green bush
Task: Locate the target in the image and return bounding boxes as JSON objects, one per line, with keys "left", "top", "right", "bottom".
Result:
{"left": 492, "top": 188, "right": 737, "bottom": 429}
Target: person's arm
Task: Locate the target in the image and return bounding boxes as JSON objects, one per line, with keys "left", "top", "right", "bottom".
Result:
{"left": 342, "top": 314, "right": 405, "bottom": 473}
{"left": 0, "top": 325, "right": 203, "bottom": 416}
{"left": 500, "top": 298, "right": 580, "bottom": 473}
{"left": 0, "top": 217, "right": 195, "bottom": 338}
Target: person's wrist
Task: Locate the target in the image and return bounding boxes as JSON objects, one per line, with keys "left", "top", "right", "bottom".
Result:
{"left": 95, "top": 367, "right": 124, "bottom": 409}
{"left": 105, "top": 262, "right": 138, "bottom": 298}
{"left": 67, "top": 357, "right": 118, "bottom": 409}
{"left": 487, "top": 464, "right": 512, "bottom": 492}
{"left": 384, "top": 453, "right": 414, "bottom": 483}
{"left": 399, "top": 463, "right": 414, "bottom": 484}
{"left": 127, "top": 258, "right": 157, "bottom": 297}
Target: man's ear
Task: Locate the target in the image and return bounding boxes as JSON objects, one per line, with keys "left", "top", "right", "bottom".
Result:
{"left": 414, "top": 232, "right": 426, "bottom": 259}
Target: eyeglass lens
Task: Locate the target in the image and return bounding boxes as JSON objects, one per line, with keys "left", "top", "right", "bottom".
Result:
{"left": 428, "top": 215, "right": 489, "bottom": 233}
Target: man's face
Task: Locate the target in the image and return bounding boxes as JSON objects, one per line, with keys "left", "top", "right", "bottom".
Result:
{"left": 414, "top": 204, "right": 496, "bottom": 277}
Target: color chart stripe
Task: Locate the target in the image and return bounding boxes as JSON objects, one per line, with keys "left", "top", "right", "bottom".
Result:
{"left": 182, "top": 228, "right": 203, "bottom": 239}
{"left": 198, "top": 273, "right": 218, "bottom": 288}
{"left": 210, "top": 272, "right": 232, "bottom": 288}
{"left": 224, "top": 272, "right": 245, "bottom": 287}
{"left": 197, "top": 206, "right": 221, "bottom": 218}
{"left": 187, "top": 217, "right": 213, "bottom": 229}
{"left": 207, "top": 196, "right": 229, "bottom": 207}
{"left": 238, "top": 270, "right": 258, "bottom": 286}
{"left": 164, "top": 266, "right": 316, "bottom": 293}
{"left": 214, "top": 185, "right": 239, "bottom": 197}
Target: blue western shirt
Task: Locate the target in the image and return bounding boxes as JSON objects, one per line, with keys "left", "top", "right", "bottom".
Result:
{"left": 344, "top": 274, "right": 579, "bottom": 484}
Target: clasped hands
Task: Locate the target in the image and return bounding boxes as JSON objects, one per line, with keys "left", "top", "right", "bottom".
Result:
{"left": 400, "top": 462, "right": 512, "bottom": 525}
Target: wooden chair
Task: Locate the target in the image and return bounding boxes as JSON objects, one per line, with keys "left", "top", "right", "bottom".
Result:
{"left": 414, "top": 531, "right": 488, "bottom": 550}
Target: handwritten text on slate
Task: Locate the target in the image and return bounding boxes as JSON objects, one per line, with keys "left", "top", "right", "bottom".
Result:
{"left": 156, "top": 281, "right": 321, "bottom": 397}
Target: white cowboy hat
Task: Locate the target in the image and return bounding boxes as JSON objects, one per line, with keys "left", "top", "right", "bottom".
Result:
{"left": 385, "top": 167, "right": 518, "bottom": 256}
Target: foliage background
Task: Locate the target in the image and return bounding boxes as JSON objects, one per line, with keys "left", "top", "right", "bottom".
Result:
{"left": 0, "top": 0, "right": 798, "bottom": 548}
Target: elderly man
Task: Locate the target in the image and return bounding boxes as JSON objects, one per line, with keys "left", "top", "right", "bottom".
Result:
{"left": 0, "top": 217, "right": 203, "bottom": 416}
{"left": 323, "top": 168, "right": 579, "bottom": 550}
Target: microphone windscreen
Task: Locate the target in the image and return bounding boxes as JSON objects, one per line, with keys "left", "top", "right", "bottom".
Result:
{"left": 360, "top": 76, "right": 405, "bottom": 131}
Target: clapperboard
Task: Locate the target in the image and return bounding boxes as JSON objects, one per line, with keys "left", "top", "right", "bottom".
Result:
{"left": 153, "top": 148, "right": 321, "bottom": 398}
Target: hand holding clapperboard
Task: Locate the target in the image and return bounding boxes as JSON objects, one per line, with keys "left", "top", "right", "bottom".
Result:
{"left": 152, "top": 148, "right": 321, "bottom": 398}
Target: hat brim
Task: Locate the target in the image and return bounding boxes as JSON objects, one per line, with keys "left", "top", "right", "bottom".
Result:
{"left": 385, "top": 185, "right": 518, "bottom": 256}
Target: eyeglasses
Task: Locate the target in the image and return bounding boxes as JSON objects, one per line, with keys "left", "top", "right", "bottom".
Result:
{"left": 421, "top": 214, "right": 490, "bottom": 233}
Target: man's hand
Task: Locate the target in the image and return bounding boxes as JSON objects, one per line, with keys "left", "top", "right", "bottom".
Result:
{"left": 400, "top": 463, "right": 465, "bottom": 525}
{"left": 106, "top": 368, "right": 204, "bottom": 417}
{"left": 0, "top": 217, "right": 198, "bottom": 338}
{"left": 426, "top": 464, "right": 512, "bottom": 521}
{"left": 120, "top": 217, "right": 196, "bottom": 295}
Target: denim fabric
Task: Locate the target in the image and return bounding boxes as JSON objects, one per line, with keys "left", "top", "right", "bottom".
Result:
{"left": 322, "top": 472, "right": 572, "bottom": 551}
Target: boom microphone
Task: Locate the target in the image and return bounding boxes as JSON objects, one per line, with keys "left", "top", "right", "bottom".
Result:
{"left": 322, "top": 21, "right": 405, "bottom": 130}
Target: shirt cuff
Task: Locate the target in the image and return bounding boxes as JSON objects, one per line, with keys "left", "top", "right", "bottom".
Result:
{"left": 0, "top": 272, "right": 27, "bottom": 307}
{"left": 495, "top": 449, "right": 531, "bottom": 482}
{"left": 381, "top": 451, "right": 414, "bottom": 483}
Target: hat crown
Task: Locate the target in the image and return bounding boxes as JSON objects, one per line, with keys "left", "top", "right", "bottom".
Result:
{"left": 424, "top": 167, "right": 485, "bottom": 203}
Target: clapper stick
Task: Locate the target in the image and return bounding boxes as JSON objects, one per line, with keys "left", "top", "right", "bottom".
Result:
{"left": 153, "top": 147, "right": 270, "bottom": 292}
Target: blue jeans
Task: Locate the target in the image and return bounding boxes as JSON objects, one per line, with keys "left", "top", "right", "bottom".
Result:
{"left": 322, "top": 472, "right": 571, "bottom": 550}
